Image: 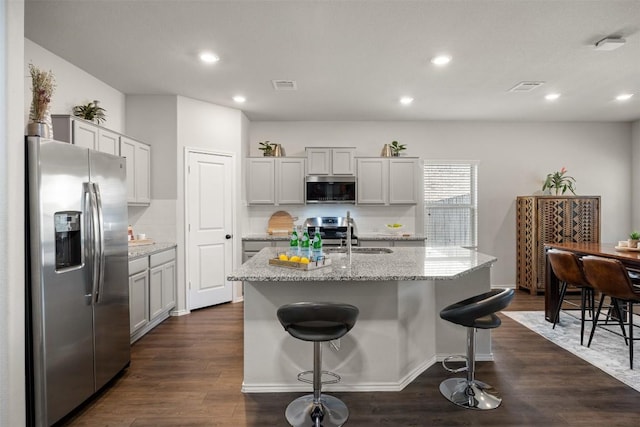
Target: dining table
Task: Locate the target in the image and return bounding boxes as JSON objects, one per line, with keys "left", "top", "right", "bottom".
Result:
{"left": 544, "top": 242, "right": 640, "bottom": 322}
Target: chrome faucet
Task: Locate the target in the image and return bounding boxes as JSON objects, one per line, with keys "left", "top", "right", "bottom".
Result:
{"left": 346, "top": 210, "right": 352, "bottom": 262}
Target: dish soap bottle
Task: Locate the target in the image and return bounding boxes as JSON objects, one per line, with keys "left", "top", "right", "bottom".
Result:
{"left": 289, "top": 226, "right": 299, "bottom": 257}
{"left": 312, "top": 227, "right": 323, "bottom": 260}
{"left": 300, "top": 228, "right": 311, "bottom": 259}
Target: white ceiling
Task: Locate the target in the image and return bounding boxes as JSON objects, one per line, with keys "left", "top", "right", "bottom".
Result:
{"left": 24, "top": 0, "right": 640, "bottom": 122}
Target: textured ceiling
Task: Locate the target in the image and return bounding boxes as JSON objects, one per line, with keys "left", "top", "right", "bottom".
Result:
{"left": 24, "top": 0, "right": 640, "bottom": 122}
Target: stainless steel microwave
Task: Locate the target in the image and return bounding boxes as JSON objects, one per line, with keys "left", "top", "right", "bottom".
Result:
{"left": 305, "top": 176, "right": 356, "bottom": 204}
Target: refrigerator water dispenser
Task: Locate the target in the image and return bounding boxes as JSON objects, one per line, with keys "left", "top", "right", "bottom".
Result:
{"left": 54, "top": 211, "right": 82, "bottom": 270}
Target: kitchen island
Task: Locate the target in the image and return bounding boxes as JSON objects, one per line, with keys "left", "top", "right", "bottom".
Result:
{"left": 228, "top": 246, "right": 497, "bottom": 393}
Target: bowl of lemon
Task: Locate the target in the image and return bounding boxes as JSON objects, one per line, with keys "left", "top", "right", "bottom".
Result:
{"left": 385, "top": 223, "right": 404, "bottom": 234}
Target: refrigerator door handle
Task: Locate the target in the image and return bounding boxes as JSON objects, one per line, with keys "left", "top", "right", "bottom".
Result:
{"left": 88, "top": 183, "right": 100, "bottom": 305}
{"left": 93, "top": 183, "right": 106, "bottom": 304}
{"left": 84, "top": 182, "right": 96, "bottom": 304}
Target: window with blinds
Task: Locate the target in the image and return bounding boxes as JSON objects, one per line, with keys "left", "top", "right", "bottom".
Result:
{"left": 424, "top": 162, "right": 478, "bottom": 248}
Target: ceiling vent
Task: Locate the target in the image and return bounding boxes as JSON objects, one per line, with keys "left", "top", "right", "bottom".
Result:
{"left": 272, "top": 80, "right": 298, "bottom": 90}
{"left": 508, "top": 81, "right": 545, "bottom": 93}
{"left": 594, "top": 37, "right": 626, "bottom": 51}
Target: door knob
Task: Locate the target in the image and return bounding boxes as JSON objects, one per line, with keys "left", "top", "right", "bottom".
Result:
{"left": 225, "top": 234, "right": 232, "bottom": 239}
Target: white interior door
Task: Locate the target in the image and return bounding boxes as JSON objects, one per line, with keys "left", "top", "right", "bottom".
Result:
{"left": 187, "top": 151, "right": 233, "bottom": 310}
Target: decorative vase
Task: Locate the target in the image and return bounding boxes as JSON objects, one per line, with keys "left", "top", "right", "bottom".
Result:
{"left": 381, "top": 144, "right": 392, "bottom": 157}
{"left": 27, "top": 122, "right": 50, "bottom": 138}
{"left": 629, "top": 239, "right": 639, "bottom": 249}
{"left": 272, "top": 144, "right": 284, "bottom": 157}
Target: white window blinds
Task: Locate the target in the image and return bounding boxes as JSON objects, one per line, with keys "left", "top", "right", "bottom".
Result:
{"left": 423, "top": 162, "right": 478, "bottom": 248}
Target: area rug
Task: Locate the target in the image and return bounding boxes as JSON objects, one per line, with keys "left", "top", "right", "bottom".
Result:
{"left": 503, "top": 311, "right": 640, "bottom": 392}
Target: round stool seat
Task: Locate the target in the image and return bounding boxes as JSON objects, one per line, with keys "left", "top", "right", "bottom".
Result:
{"left": 440, "top": 288, "right": 514, "bottom": 329}
{"left": 277, "top": 302, "right": 359, "bottom": 342}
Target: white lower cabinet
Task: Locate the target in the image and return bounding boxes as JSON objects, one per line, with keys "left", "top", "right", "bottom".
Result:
{"left": 243, "top": 240, "right": 289, "bottom": 262}
{"left": 128, "top": 257, "right": 149, "bottom": 335}
{"left": 129, "top": 247, "right": 176, "bottom": 343}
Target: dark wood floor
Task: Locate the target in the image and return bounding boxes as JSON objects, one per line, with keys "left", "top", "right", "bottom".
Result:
{"left": 60, "top": 289, "right": 640, "bottom": 426}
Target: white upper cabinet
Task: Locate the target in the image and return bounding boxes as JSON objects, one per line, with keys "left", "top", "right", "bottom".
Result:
{"left": 120, "top": 136, "right": 151, "bottom": 206}
{"left": 52, "top": 115, "right": 119, "bottom": 156}
{"left": 52, "top": 115, "right": 152, "bottom": 206}
{"left": 389, "top": 158, "right": 419, "bottom": 204}
{"left": 246, "top": 157, "right": 305, "bottom": 205}
{"left": 277, "top": 158, "right": 306, "bottom": 205}
{"left": 306, "top": 147, "right": 355, "bottom": 175}
{"left": 247, "top": 158, "right": 276, "bottom": 204}
{"left": 356, "top": 158, "right": 388, "bottom": 204}
{"left": 356, "top": 157, "right": 419, "bottom": 205}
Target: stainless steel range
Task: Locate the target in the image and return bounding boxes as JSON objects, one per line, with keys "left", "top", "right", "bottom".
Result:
{"left": 302, "top": 216, "right": 358, "bottom": 246}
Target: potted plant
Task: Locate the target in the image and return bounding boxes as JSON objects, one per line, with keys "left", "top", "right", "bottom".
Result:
{"left": 542, "top": 167, "right": 576, "bottom": 195}
{"left": 28, "top": 63, "right": 56, "bottom": 137}
{"left": 629, "top": 231, "right": 640, "bottom": 249}
{"left": 73, "top": 100, "right": 107, "bottom": 124}
{"left": 258, "top": 141, "right": 274, "bottom": 156}
{"left": 390, "top": 140, "right": 406, "bottom": 156}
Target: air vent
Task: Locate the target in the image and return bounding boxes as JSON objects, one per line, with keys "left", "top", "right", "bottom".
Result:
{"left": 508, "top": 81, "right": 545, "bottom": 92}
{"left": 272, "top": 80, "right": 298, "bottom": 91}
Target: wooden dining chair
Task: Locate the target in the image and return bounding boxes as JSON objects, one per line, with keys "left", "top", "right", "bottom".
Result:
{"left": 547, "top": 249, "right": 594, "bottom": 345}
{"left": 581, "top": 256, "right": 640, "bottom": 369}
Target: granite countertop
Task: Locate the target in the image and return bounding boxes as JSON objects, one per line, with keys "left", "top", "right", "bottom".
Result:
{"left": 128, "top": 242, "right": 177, "bottom": 260}
{"left": 227, "top": 246, "right": 496, "bottom": 282}
{"left": 243, "top": 234, "right": 290, "bottom": 241}
{"left": 242, "top": 233, "right": 427, "bottom": 241}
{"left": 358, "top": 233, "right": 427, "bottom": 241}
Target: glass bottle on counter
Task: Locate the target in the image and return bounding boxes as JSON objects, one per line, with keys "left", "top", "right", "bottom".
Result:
{"left": 300, "top": 228, "right": 311, "bottom": 259}
{"left": 312, "top": 227, "right": 323, "bottom": 260}
{"left": 289, "top": 225, "right": 299, "bottom": 257}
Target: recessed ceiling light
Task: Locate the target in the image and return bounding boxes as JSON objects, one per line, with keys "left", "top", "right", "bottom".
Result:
{"left": 431, "top": 55, "right": 452, "bottom": 66}
{"left": 545, "top": 93, "right": 561, "bottom": 101}
{"left": 400, "top": 97, "right": 414, "bottom": 105}
{"left": 233, "top": 95, "right": 246, "bottom": 103}
{"left": 199, "top": 51, "right": 219, "bottom": 64}
{"left": 616, "top": 93, "right": 634, "bottom": 101}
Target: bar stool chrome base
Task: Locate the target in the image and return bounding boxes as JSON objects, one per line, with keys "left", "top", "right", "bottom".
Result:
{"left": 439, "top": 378, "right": 502, "bottom": 410}
{"left": 285, "top": 394, "right": 349, "bottom": 427}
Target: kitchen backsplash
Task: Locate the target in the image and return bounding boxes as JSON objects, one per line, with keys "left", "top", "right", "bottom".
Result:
{"left": 246, "top": 204, "right": 418, "bottom": 235}
{"left": 128, "top": 200, "right": 177, "bottom": 242}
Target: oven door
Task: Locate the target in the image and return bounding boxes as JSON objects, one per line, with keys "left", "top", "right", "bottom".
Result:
{"left": 305, "top": 176, "right": 356, "bottom": 204}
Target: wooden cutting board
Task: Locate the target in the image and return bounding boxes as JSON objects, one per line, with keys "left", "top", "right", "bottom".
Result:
{"left": 267, "top": 211, "right": 294, "bottom": 235}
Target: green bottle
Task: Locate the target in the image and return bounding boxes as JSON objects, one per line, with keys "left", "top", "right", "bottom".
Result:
{"left": 312, "top": 227, "right": 323, "bottom": 260}
{"left": 289, "top": 226, "right": 299, "bottom": 256}
{"left": 301, "top": 229, "right": 311, "bottom": 258}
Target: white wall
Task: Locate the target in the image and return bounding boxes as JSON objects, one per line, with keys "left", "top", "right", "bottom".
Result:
{"left": 632, "top": 120, "right": 640, "bottom": 228}
{"left": 175, "top": 96, "right": 246, "bottom": 310}
{"left": 2, "top": 1, "right": 26, "bottom": 425}
{"left": 24, "top": 38, "right": 125, "bottom": 133}
{"left": 249, "top": 121, "right": 633, "bottom": 286}
{"left": 125, "top": 95, "right": 178, "bottom": 243}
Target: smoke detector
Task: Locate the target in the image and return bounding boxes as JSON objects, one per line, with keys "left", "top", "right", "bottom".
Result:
{"left": 272, "top": 80, "right": 298, "bottom": 90}
{"left": 594, "top": 37, "right": 626, "bottom": 51}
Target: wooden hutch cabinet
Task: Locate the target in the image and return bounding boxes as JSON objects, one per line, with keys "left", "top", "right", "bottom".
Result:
{"left": 516, "top": 196, "right": 601, "bottom": 294}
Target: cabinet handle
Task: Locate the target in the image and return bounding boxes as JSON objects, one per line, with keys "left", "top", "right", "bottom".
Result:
{"left": 225, "top": 234, "right": 232, "bottom": 239}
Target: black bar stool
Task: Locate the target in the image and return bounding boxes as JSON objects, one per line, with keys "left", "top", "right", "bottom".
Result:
{"left": 547, "top": 249, "right": 595, "bottom": 345}
{"left": 439, "top": 288, "right": 514, "bottom": 410}
{"left": 277, "top": 302, "right": 359, "bottom": 427}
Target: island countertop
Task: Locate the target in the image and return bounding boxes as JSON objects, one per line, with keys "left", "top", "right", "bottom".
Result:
{"left": 227, "top": 246, "right": 496, "bottom": 282}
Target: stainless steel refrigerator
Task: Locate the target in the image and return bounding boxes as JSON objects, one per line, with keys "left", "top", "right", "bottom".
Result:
{"left": 26, "top": 137, "right": 130, "bottom": 426}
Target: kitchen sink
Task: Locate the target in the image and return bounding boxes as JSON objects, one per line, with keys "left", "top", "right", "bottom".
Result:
{"left": 324, "top": 247, "right": 393, "bottom": 254}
